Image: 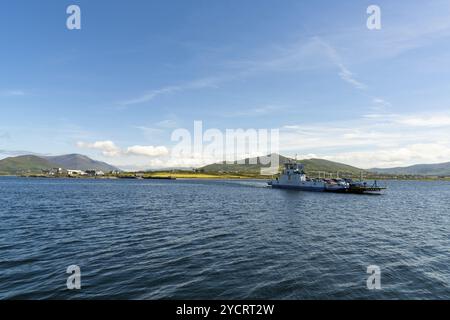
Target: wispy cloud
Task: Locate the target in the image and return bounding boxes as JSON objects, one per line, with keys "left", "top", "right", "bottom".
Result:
{"left": 118, "top": 36, "right": 370, "bottom": 107}
{"left": 313, "top": 37, "right": 367, "bottom": 90}
{"left": 222, "top": 105, "right": 286, "bottom": 117}
{"left": 362, "top": 112, "right": 450, "bottom": 128}
{"left": 134, "top": 117, "right": 180, "bottom": 142}
{"left": 395, "top": 114, "right": 450, "bottom": 128}
{"left": 337, "top": 67, "right": 367, "bottom": 90}
{"left": 0, "top": 90, "right": 26, "bottom": 97}
{"left": 120, "top": 77, "right": 222, "bottom": 106}
{"left": 288, "top": 2, "right": 450, "bottom": 66}
{"left": 135, "top": 126, "right": 165, "bottom": 136}
{"left": 372, "top": 98, "right": 391, "bottom": 108}
{"left": 155, "top": 119, "right": 179, "bottom": 129}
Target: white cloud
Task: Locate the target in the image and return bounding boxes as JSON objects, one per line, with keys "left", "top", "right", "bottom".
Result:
{"left": 395, "top": 115, "right": 450, "bottom": 128}
{"left": 324, "top": 143, "right": 450, "bottom": 169}
{"left": 112, "top": 154, "right": 222, "bottom": 171}
{"left": 144, "top": 153, "right": 230, "bottom": 169}
{"left": 126, "top": 145, "right": 169, "bottom": 157}
{"left": 76, "top": 109, "right": 450, "bottom": 170}
{"left": 277, "top": 110, "right": 450, "bottom": 168}
{"left": 76, "top": 140, "right": 121, "bottom": 157}
{"left": 77, "top": 140, "right": 169, "bottom": 158}
{"left": 279, "top": 124, "right": 404, "bottom": 151}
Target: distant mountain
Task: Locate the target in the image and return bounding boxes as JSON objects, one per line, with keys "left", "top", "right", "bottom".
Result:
{"left": 42, "top": 154, "right": 118, "bottom": 172}
{"left": 0, "top": 154, "right": 119, "bottom": 174}
{"left": 0, "top": 155, "right": 58, "bottom": 174}
{"left": 200, "top": 154, "right": 365, "bottom": 176}
{"left": 370, "top": 162, "right": 450, "bottom": 176}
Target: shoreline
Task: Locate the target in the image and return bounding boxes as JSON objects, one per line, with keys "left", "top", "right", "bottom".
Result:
{"left": 1, "top": 174, "right": 449, "bottom": 182}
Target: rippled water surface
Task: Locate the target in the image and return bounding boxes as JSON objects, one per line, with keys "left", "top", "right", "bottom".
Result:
{"left": 0, "top": 177, "right": 449, "bottom": 299}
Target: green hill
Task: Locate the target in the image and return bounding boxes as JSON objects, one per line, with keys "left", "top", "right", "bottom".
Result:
{"left": 297, "top": 158, "right": 366, "bottom": 175}
{"left": 0, "top": 155, "right": 58, "bottom": 174}
{"left": 0, "top": 154, "right": 119, "bottom": 175}
{"left": 200, "top": 154, "right": 365, "bottom": 177}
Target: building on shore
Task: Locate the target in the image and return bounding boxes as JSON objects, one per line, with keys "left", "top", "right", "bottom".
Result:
{"left": 67, "top": 169, "right": 86, "bottom": 177}
{"left": 85, "top": 170, "right": 105, "bottom": 176}
{"left": 41, "top": 169, "right": 105, "bottom": 177}
{"left": 42, "top": 168, "right": 66, "bottom": 176}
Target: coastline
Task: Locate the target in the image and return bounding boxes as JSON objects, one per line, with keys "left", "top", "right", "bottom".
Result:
{"left": 1, "top": 173, "right": 449, "bottom": 181}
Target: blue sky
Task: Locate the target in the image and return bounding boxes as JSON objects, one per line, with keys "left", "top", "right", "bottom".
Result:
{"left": 1, "top": 0, "right": 450, "bottom": 169}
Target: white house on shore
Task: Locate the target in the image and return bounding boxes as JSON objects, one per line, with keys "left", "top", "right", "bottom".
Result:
{"left": 67, "top": 169, "right": 87, "bottom": 176}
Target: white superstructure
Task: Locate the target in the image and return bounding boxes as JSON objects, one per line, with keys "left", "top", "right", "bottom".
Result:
{"left": 268, "top": 161, "right": 349, "bottom": 192}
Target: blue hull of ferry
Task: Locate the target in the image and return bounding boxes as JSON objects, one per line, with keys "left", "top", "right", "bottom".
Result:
{"left": 270, "top": 184, "right": 326, "bottom": 192}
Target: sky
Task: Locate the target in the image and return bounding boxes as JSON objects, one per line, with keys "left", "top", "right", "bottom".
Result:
{"left": 1, "top": 0, "right": 450, "bottom": 170}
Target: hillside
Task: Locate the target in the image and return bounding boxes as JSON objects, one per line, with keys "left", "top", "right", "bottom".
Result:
{"left": 0, "top": 155, "right": 58, "bottom": 174}
{"left": 42, "top": 154, "right": 118, "bottom": 172}
{"left": 0, "top": 154, "right": 119, "bottom": 174}
{"left": 200, "top": 154, "right": 365, "bottom": 176}
{"left": 370, "top": 162, "right": 450, "bottom": 176}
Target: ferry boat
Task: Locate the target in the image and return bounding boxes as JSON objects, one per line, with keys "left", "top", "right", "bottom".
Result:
{"left": 268, "top": 162, "right": 385, "bottom": 194}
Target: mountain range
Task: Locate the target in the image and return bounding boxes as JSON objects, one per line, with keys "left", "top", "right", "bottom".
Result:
{"left": 200, "top": 154, "right": 365, "bottom": 176}
{"left": 0, "top": 154, "right": 118, "bottom": 174}
{"left": 1, "top": 152, "right": 450, "bottom": 176}
{"left": 201, "top": 154, "right": 450, "bottom": 177}
{"left": 369, "top": 162, "right": 450, "bottom": 176}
